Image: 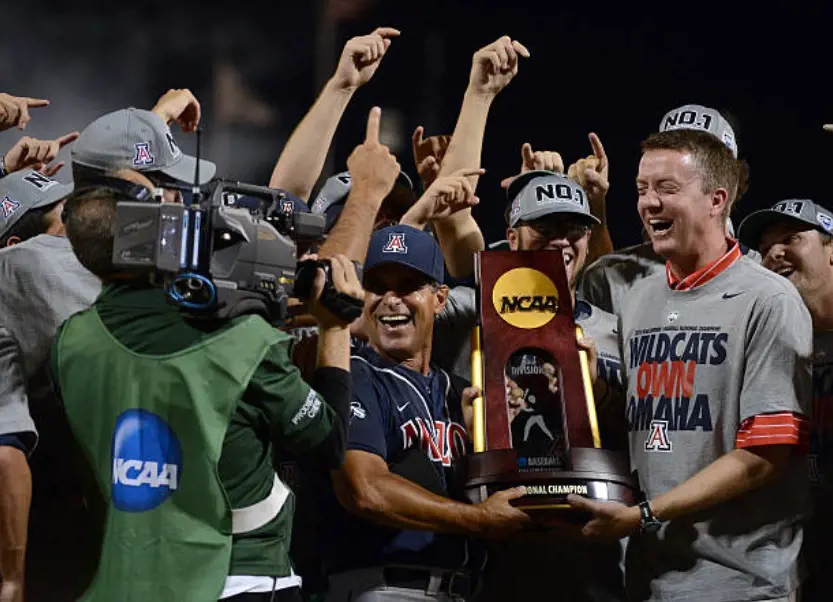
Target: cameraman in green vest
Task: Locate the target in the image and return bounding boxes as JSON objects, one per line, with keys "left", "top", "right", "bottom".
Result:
{"left": 50, "top": 183, "right": 362, "bottom": 602}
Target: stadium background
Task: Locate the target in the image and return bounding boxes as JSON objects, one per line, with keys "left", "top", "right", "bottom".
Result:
{"left": 1, "top": 0, "right": 830, "bottom": 248}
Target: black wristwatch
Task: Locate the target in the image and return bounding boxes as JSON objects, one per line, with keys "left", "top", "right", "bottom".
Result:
{"left": 638, "top": 500, "right": 662, "bottom": 534}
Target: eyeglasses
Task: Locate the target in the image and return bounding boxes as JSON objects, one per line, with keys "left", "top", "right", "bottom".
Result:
{"left": 519, "top": 217, "right": 591, "bottom": 242}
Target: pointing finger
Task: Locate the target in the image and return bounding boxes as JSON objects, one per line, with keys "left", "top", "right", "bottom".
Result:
{"left": 23, "top": 97, "right": 50, "bottom": 108}
{"left": 56, "top": 131, "right": 80, "bottom": 147}
{"left": 512, "top": 40, "right": 531, "bottom": 58}
{"left": 521, "top": 143, "right": 535, "bottom": 167}
{"left": 373, "top": 27, "right": 401, "bottom": 38}
{"left": 412, "top": 125, "right": 424, "bottom": 150}
{"left": 500, "top": 176, "right": 515, "bottom": 189}
{"left": 365, "top": 106, "right": 381, "bottom": 144}
{"left": 588, "top": 132, "right": 608, "bottom": 172}
{"left": 453, "top": 167, "right": 486, "bottom": 178}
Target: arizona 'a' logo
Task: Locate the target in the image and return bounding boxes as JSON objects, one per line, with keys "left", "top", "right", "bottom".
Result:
{"left": 644, "top": 420, "right": 672, "bottom": 452}
{"left": 1, "top": 196, "right": 20, "bottom": 218}
{"left": 133, "top": 142, "right": 154, "bottom": 166}
{"left": 282, "top": 200, "right": 293, "bottom": 214}
{"left": 383, "top": 233, "right": 407, "bottom": 253}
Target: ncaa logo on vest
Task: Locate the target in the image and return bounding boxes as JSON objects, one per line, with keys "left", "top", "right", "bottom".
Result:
{"left": 111, "top": 409, "right": 183, "bottom": 512}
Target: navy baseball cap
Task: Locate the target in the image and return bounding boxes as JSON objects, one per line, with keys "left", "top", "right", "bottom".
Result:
{"left": 737, "top": 199, "right": 833, "bottom": 249}
{"left": 364, "top": 224, "right": 444, "bottom": 283}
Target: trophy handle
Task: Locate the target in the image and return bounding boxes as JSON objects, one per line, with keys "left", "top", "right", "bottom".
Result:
{"left": 576, "top": 325, "right": 602, "bottom": 449}
{"left": 470, "top": 326, "right": 486, "bottom": 453}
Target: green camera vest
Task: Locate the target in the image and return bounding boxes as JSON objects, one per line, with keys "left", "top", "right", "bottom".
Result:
{"left": 54, "top": 307, "right": 288, "bottom": 602}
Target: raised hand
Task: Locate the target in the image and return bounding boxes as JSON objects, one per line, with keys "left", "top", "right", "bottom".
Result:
{"left": 468, "top": 36, "right": 530, "bottom": 98}
{"left": 500, "top": 143, "right": 564, "bottom": 189}
{"left": 566, "top": 133, "right": 609, "bottom": 211}
{"left": 332, "top": 27, "right": 401, "bottom": 91}
{"left": 3, "top": 132, "right": 80, "bottom": 176}
{"left": 346, "top": 106, "right": 401, "bottom": 202}
{"left": 400, "top": 167, "right": 483, "bottom": 229}
{"left": 152, "top": 88, "right": 201, "bottom": 132}
{"left": 0, "top": 93, "right": 50, "bottom": 131}
{"left": 412, "top": 126, "right": 451, "bottom": 189}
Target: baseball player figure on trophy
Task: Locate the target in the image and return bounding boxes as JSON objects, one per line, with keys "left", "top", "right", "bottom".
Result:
{"left": 464, "top": 249, "right": 635, "bottom": 518}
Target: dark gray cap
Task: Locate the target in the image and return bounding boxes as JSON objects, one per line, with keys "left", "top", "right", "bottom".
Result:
{"left": 505, "top": 170, "right": 600, "bottom": 228}
{"left": 659, "top": 104, "right": 738, "bottom": 158}
{"left": 0, "top": 170, "right": 73, "bottom": 237}
{"left": 72, "top": 108, "right": 216, "bottom": 184}
{"left": 737, "top": 199, "right": 833, "bottom": 249}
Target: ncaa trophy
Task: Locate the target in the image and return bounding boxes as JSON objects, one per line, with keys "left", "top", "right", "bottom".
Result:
{"left": 464, "top": 249, "right": 635, "bottom": 518}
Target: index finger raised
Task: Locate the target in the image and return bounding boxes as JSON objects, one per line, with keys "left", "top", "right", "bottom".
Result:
{"left": 365, "top": 106, "right": 381, "bottom": 144}
{"left": 373, "top": 27, "right": 401, "bottom": 38}
{"left": 56, "top": 131, "right": 80, "bottom": 147}
{"left": 511, "top": 40, "right": 531, "bottom": 58}
{"left": 453, "top": 167, "right": 486, "bottom": 178}
{"left": 23, "top": 97, "right": 50, "bottom": 108}
{"left": 588, "top": 132, "right": 608, "bottom": 172}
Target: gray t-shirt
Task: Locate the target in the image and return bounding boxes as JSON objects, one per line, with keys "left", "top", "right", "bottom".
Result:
{"left": 0, "top": 325, "right": 35, "bottom": 444}
{"left": 579, "top": 242, "right": 762, "bottom": 316}
{"left": 578, "top": 242, "right": 665, "bottom": 315}
{"left": 0, "top": 235, "right": 101, "bottom": 401}
{"left": 620, "top": 256, "right": 812, "bottom": 602}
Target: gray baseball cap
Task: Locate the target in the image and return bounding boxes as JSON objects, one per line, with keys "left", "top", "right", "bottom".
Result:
{"left": 0, "top": 169, "right": 73, "bottom": 238}
{"left": 505, "top": 170, "right": 600, "bottom": 228}
{"left": 72, "top": 108, "right": 216, "bottom": 184}
{"left": 310, "top": 170, "right": 415, "bottom": 232}
{"left": 310, "top": 170, "right": 414, "bottom": 214}
{"left": 659, "top": 104, "right": 738, "bottom": 158}
{"left": 737, "top": 199, "right": 833, "bottom": 250}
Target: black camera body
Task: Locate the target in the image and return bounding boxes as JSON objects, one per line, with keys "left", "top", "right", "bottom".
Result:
{"left": 111, "top": 179, "right": 328, "bottom": 324}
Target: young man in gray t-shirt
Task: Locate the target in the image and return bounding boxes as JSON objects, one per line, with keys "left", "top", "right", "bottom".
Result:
{"left": 738, "top": 198, "right": 833, "bottom": 602}
{"left": 569, "top": 129, "right": 812, "bottom": 602}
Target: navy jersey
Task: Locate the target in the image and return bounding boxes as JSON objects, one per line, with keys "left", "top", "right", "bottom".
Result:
{"left": 320, "top": 345, "right": 483, "bottom": 574}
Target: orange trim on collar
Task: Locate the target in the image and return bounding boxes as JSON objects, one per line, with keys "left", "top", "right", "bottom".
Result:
{"left": 666, "top": 239, "right": 742, "bottom": 291}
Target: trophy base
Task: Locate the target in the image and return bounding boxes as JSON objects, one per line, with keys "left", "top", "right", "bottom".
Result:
{"left": 463, "top": 448, "right": 636, "bottom": 520}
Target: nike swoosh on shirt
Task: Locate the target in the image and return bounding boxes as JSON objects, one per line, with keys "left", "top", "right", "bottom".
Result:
{"left": 722, "top": 292, "right": 744, "bottom": 299}
{"left": 396, "top": 402, "right": 410, "bottom": 412}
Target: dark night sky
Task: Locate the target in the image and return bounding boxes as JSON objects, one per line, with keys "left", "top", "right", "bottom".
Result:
{"left": 329, "top": 2, "right": 833, "bottom": 248}
{"left": 2, "top": 2, "right": 832, "bottom": 249}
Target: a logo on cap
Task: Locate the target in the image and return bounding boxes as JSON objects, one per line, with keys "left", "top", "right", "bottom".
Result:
{"left": 282, "top": 200, "right": 293, "bottom": 214}
{"left": 510, "top": 197, "right": 522, "bottom": 219}
{"left": 133, "top": 142, "right": 155, "bottom": 167}
{"left": 164, "top": 132, "right": 181, "bottom": 158}
{"left": 336, "top": 173, "right": 352, "bottom": 186}
{"left": 111, "top": 409, "right": 182, "bottom": 513}
{"left": 534, "top": 182, "right": 586, "bottom": 208}
{"left": 773, "top": 200, "right": 805, "bottom": 216}
{"left": 722, "top": 131, "right": 736, "bottom": 153}
{"left": 492, "top": 268, "right": 559, "bottom": 329}
{"left": 662, "top": 108, "right": 713, "bottom": 133}
{"left": 818, "top": 212, "right": 833, "bottom": 233}
{"left": 21, "top": 171, "right": 57, "bottom": 191}
{"left": 1, "top": 196, "right": 20, "bottom": 218}
{"left": 383, "top": 233, "right": 408, "bottom": 254}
